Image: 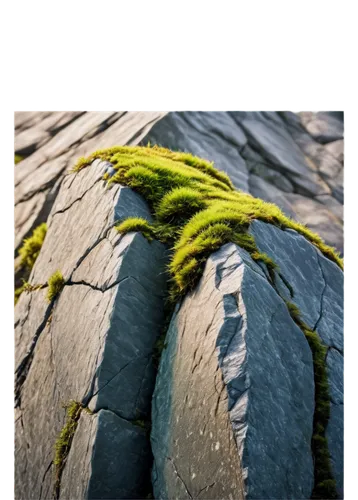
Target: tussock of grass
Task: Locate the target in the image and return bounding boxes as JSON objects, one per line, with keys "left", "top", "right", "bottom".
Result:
{"left": 287, "top": 302, "right": 337, "bottom": 499}
{"left": 54, "top": 401, "right": 83, "bottom": 497}
{"left": 73, "top": 145, "right": 342, "bottom": 300}
{"left": 47, "top": 270, "right": 65, "bottom": 303}
{"left": 18, "top": 223, "right": 47, "bottom": 271}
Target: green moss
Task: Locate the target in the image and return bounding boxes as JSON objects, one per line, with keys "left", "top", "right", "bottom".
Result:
{"left": 47, "top": 270, "right": 65, "bottom": 303}
{"left": 156, "top": 187, "right": 208, "bottom": 224}
{"left": 116, "top": 217, "right": 155, "bottom": 242}
{"left": 286, "top": 302, "right": 337, "bottom": 499}
{"left": 18, "top": 223, "right": 47, "bottom": 271}
{"left": 74, "top": 145, "right": 342, "bottom": 301}
{"left": 15, "top": 154, "right": 23, "bottom": 164}
{"left": 54, "top": 401, "right": 83, "bottom": 498}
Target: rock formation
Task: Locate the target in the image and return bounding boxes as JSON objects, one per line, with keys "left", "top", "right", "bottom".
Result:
{"left": 15, "top": 112, "right": 343, "bottom": 256}
{"left": 14, "top": 114, "right": 344, "bottom": 500}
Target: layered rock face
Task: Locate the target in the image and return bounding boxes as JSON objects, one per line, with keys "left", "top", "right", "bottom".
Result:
{"left": 14, "top": 114, "right": 344, "bottom": 500}
{"left": 152, "top": 222, "right": 343, "bottom": 499}
{"left": 15, "top": 159, "right": 168, "bottom": 499}
{"left": 15, "top": 111, "right": 343, "bottom": 256}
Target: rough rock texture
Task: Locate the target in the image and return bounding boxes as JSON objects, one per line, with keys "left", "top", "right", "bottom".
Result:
{"left": 15, "top": 159, "right": 168, "bottom": 499}
{"left": 151, "top": 224, "right": 343, "bottom": 499}
{"left": 14, "top": 112, "right": 344, "bottom": 499}
{"left": 15, "top": 111, "right": 343, "bottom": 255}
{"left": 250, "top": 221, "right": 344, "bottom": 497}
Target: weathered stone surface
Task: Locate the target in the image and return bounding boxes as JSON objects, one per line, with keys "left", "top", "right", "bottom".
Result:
{"left": 250, "top": 220, "right": 344, "bottom": 493}
{"left": 14, "top": 112, "right": 344, "bottom": 499}
{"left": 60, "top": 409, "right": 151, "bottom": 500}
{"left": 250, "top": 221, "right": 324, "bottom": 328}
{"left": 283, "top": 193, "right": 343, "bottom": 254}
{"left": 314, "top": 251, "right": 344, "bottom": 353}
{"left": 15, "top": 111, "right": 53, "bottom": 131}
{"left": 15, "top": 126, "right": 50, "bottom": 156}
{"left": 152, "top": 243, "right": 316, "bottom": 500}
{"left": 326, "top": 404, "right": 344, "bottom": 498}
{"left": 326, "top": 349, "right": 343, "bottom": 405}
{"left": 299, "top": 112, "right": 344, "bottom": 144}
{"left": 14, "top": 113, "right": 83, "bottom": 156}
{"left": 15, "top": 160, "right": 168, "bottom": 499}
{"left": 249, "top": 174, "right": 297, "bottom": 218}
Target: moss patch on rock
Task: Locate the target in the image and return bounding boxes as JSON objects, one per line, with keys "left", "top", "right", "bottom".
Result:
{"left": 287, "top": 302, "right": 337, "bottom": 499}
{"left": 15, "top": 154, "right": 23, "bottom": 164}
{"left": 15, "top": 223, "right": 47, "bottom": 304}
{"left": 18, "top": 223, "right": 47, "bottom": 270}
{"left": 54, "top": 401, "right": 83, "bottom": 498}
{"left": 47, "top": 270, "right": 65, "bottom": 303}
{"left": 74, "top": 145, "right": 342, "bottom": 300}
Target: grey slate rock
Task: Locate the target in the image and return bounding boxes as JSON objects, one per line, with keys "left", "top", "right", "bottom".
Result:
{"left": 326, "top": 403, "right": 344, "bottom": 498}
{"left": 152, "top": 243, "right": 315, "bottom": 500}
{"left": 299, "top": 112, "right": 344, "bottom": 144}
{"left": 249, "top": 220, "right": 325, "bottom": 329}
{"left": 250, "top": 220, "right": 343, "bottom": 492}
{"left": 15, "top": 161, "right": 168, "bottom": 500}
{"left": 60, "top": 410, "right": 152, "bottom": 500}
{"left": 152, "top": 221, "right": 343, "bottom": 499}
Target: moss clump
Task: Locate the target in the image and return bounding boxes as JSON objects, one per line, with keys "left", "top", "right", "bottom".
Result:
{"left": 287, "top": 302, "right": 337, "bottom": 499}
{"left": 116, "top": 217, "right": 155, "bottom": 242}
{"left": 47, "top": 270, "right": 65, "bottom": 303}
{"left": 18, "top": 223, "right": 47, "bottom": 270}
{"left": 15, "top": 223, "right": 47, "bottom": 303}
{"left": 54, "top": 401, "right": 83, "bottom": 497}
{"left": 73, "top": 145, "right": 342, "bottom": 300}
{"left": 156, "top": 187, "right": 207, "bottom": 225}
{"left": 15, "top": 154, "right": 23, "bottom": 164}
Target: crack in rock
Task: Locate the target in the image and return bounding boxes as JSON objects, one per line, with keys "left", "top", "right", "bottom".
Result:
{"left": 91, "top": 406, "right": 149, "bottom": 427}
{"left": 50, "top": 176, "right": 104, "bottom": 218}
{"left": 167, "top": 457, "right": 193, "bottom": 499}
{"left": 67, "top": 229, "right": 117, "bottom": 280}
{"left": 313, "top": 251, "right": 328, "bottom": 332}
{"left": 85, "top": 355, "right": 150, "bottom": 413}
{"left": 196, "top": 482, "right": 216, "bottom": 498}
{"left": 67, "top": 276, "right": 130, "bottom": 293}
{"left": 39, "top": 460, "right": 53, "bottom": 500}
{"left": 15, "top": 299, "right": 55, "bottom": 407}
